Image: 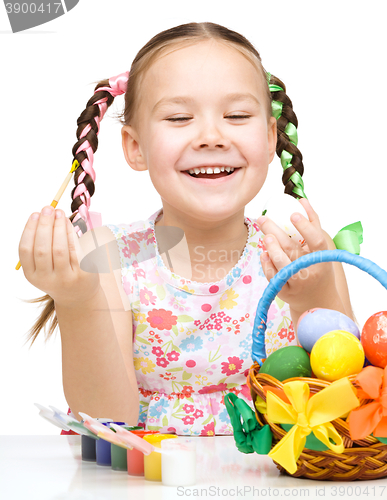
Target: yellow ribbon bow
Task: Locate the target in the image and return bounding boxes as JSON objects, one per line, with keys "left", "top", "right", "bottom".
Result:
{"left": 266, "top": 378, "right": 360, "bottom": 474}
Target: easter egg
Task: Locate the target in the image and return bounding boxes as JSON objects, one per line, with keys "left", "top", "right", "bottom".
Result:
{"left": 259, "top": 346, "right": 312, "bottom": 381}
{"left": 310, "top": 330, "right": 365, "bottom": 381}
{"left": 361, "top": 311, "right": 387, "bottom": 368}
{"left": 262, "top": 194, "right": 309, "bottom": 245}
{"left": 297, "top": 308, "right": 360, "bottom": 353}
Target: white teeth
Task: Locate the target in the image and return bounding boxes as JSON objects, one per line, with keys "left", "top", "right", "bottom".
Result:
{"left": 187, "top": 166, "right": 237, "bottom": 176}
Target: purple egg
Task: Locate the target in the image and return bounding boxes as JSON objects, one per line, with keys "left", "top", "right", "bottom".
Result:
{"left": 297, "top": 308, "right": 360, "bottom": 353}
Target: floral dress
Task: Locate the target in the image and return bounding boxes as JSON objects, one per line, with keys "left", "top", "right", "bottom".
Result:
{"left": 102, "top": 208, "right": 296, "bottom": 436}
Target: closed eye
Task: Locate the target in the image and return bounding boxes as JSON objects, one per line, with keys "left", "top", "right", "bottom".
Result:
{"left": 227, "top": 115, "right": 251, "bottom": 120}
{"left": 166, "top": 117, "right": 191, "bottom": 122}
{"left": 166, "top": 115, "right": 251, "bottom": 122}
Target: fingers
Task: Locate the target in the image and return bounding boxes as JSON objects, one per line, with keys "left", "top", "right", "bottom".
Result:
{"left": 257, "top": 216, "right": 300, "bottom": 260}
{"left": 298, "top": 198, "right": 320, "bottom": 225}
{"left": 260, "top": 249, "right": 279, "bottom": 282}
{"left": 52, "top": 209, "right": 72, "bottom": 273}
{"left": 33, "top": 206, "right": 55, "bottom": 273}
{"left": 261, "top": 234, "right": 292, "bottom": 273}
{"left": 19, "top": 212, "right": 41, "bottom": 275}
{"left": 290, "top": 199, "right": 328, "bottom": 253}
{"left": 258, "top": 199, "right": 328, "bottom": 256}
{"left": 19, "top": 207, "right": 79, "bottom": 280}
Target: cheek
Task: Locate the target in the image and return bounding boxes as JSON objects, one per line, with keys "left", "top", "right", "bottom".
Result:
{"left": 147, "top": 131, "right": 186, "bottom": 171}
{"left": 240, "top": 133, "right": 270, "bottom": 163}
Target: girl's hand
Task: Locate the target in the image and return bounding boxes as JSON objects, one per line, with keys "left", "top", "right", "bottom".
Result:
{"left": 18, "top": 206, "right": 101, "bottom": 307}
{"left": 257, "top": 198, "right": 343, "bottom": 315}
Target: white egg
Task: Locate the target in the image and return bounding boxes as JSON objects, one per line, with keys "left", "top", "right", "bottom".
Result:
{"left": 262, "top": 194, "right": 309, "bottom": 245}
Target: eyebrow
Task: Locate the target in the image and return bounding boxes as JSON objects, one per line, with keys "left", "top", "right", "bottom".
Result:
{"left": 152, "top": 92, "right": 261, "bottom": 113}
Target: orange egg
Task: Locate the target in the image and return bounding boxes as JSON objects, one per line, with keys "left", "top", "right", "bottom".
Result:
{"left": 361, "top": 312, "right": 387, "bottom": 368}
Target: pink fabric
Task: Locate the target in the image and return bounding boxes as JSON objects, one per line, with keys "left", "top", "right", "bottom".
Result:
{"left": 96, "top": 71, "right": 129, "bottom": 97}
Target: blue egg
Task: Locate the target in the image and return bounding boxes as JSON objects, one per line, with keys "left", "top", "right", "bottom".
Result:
{"left": 297, "top": 308, "right": 360, "bottom": 353}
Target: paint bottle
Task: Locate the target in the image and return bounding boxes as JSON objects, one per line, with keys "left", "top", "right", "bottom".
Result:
{"left": 81, "top": 434, "right": 98, "bottom": 462}
{"left": 110, "top": 426, "right": 142, "bottom": 471}
{"left": 96, "top": 421, "right": 126, "bottom": 466}
{"left": 143, "top": 434, "right": 178, "bottom": 481}
{"left": 126, "top": 430, "right": 160, "bottom": 476}
{"left": 81, "top": 418, "right": 112, "bottom": 462}
{"left": 161, "top": 438, "right": 197, "bottom": 486}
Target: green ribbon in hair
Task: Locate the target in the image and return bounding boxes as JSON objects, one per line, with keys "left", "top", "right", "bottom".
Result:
{"left": 333, "top": 221, "right": 363, "bottom": 255}
{"left": 267, "top": 71, "right": 362, "bottom": 253}
{"left": 266, "top": 72, "right": 307, "bottom": 199}
{"left": 224, "top": 393, "right": 272, "bottom": 455}
{"left": 266, "top": 72, "right": 284, "bottom": 118}
{"left": 271, "top": 100, "right": 283, "bottom": 120}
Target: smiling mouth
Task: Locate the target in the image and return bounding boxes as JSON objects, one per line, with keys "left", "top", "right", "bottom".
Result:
{"left": 185, "top": 169, "right": 238, "bottom": 179}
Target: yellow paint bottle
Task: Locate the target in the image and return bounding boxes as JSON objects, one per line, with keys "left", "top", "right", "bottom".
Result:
{"left": 143, "top": 434, "right": 177, "bottom": 481}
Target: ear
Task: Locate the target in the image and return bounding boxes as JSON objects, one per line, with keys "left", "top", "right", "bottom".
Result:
{"left": 267, "top": 116, "right": 277, "bottom": 164}
{"left": 121, "top": 125, "right": 147, "bottom": 171}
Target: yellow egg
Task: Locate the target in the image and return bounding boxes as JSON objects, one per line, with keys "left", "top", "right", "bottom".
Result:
{"left": 310, "top": 330, "right": 365, "bottom": 381}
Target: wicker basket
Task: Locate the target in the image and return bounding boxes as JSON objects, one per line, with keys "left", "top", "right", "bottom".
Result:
{"left": 249, "top": 249, "right": 387, "bottom": 481}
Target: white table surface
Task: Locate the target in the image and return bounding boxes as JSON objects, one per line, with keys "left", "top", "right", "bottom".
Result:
{"left": 1, "top": 436, "right": 387, "bottom": 500}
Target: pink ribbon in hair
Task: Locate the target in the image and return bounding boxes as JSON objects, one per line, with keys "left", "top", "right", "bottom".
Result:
{"left": 72, "top": 71, "right": 129, "bottom": 235}
{"left": 96, "top": 71, "right": 129, "bottom": 97}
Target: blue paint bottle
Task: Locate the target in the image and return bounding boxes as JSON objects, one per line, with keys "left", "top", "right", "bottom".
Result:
{"left": 96, "top": 421, "right": 126, "bottom": 466}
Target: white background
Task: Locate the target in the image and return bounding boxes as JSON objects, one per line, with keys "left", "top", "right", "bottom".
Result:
{"left": 1, "top": 1, "right": 386, "bottom": 434}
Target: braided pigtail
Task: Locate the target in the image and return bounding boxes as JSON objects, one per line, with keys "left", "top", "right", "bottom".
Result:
{"left": 24, "top": 72, "right": 129, "bottom": 346}
{"left": 267, "top": 73, "right": 306, "bottom": 199}
{"left": 70, "top": 72, "right": 129, "bottom": 236}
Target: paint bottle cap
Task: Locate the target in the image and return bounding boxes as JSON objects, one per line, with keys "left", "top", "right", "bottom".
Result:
{"left": 79, "top": 412, "right": 131, "bottom": 448}
{"left": 48, "top": 406, "right": 98, "bottom": 439}
{"left": 35, "top": 403, "right": 71, "bottom": 431}
{"left": 110, "top": 424, "right": 158, "bottom": 454}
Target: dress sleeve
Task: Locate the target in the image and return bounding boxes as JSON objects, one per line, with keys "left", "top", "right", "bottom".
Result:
{"left": 105, "top": 222, "right": 157, "bottom": 313}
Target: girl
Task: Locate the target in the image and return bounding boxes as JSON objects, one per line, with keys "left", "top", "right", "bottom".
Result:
{"left": 18, "top": 22, "right": 353, "bottom": 436}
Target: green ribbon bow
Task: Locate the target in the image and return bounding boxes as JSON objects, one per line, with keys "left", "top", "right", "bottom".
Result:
{"left": 333, "top": 221, "right": 363, "bottom": 255}
{"left": 224, "top": 393, "right": 272, "bottom": 454}
{"left": 266, "top": 72, "right": 307, "bottom": 199}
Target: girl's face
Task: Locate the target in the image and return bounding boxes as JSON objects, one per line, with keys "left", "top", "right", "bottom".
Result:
{"left": 122, "top": 39, "right": 277, "bottom": 223}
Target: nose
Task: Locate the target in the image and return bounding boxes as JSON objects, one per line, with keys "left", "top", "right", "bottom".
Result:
{"left": 193, "top": 119, "right": 231, "bottom": 150}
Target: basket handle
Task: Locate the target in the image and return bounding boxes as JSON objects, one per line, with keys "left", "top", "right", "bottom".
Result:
{"left": 252, "top": 249, "right": 387, "bottom": 365}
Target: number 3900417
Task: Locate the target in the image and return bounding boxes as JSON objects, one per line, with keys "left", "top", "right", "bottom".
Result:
{"left": 5, "top": 3, "right": 62, "bottom": 14}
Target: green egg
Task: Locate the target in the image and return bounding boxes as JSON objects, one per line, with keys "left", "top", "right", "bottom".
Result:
{"left": 259, "top": 346, "right": 311, "bottom": 381}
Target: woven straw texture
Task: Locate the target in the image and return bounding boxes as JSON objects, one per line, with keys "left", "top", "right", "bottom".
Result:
{"left": 248, "top": 363, "right": 387, "bottom": 481}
